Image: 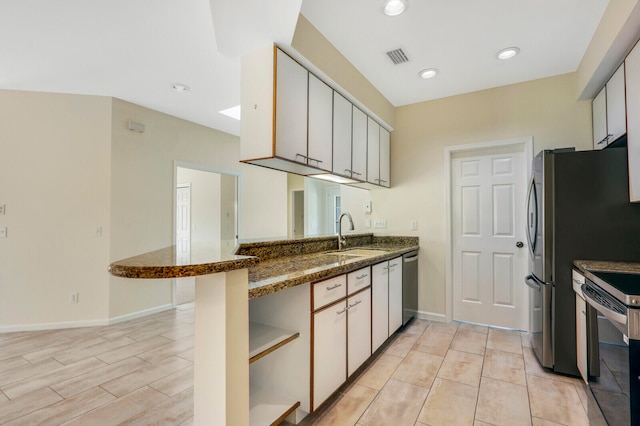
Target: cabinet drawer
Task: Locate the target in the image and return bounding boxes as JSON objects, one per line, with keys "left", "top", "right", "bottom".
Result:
{"left": 313, "top": 275, "right": 347, "bottom": 311}
{"left": 348, "top": 267, "right": 371, "bottom": 295}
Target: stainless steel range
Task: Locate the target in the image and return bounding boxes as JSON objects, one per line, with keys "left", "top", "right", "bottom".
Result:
{"left": 582, "top": 269, "right": 640, "bottom": 426}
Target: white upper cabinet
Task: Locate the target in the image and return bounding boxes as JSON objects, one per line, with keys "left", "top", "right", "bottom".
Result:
{"left": 308, "top": 74, "right": 333, "bottom": 172}
{"left": 379, "top": 127, "right": 391, "bottom": 188}
{"left": 607, "top": 65, "right": 627, "bottom": 143}
{"left": 241, "top": 45, "right": 392, "bottom": 185}
{"left": 626, "top": 41, "right": 640, "bottom": 202}
{"left": 332, "top": 92, "right": 353, "bottom": 178}
{"left": 593, "top": 64, "right": 626, "bottom": 149}
{"left": 367, "top": 117, "right": 380, "bottom": 185}
{"left": 352, "top": 107, "right": 368, "bottom": 181}
{"left": 275, "top": 49, "right": 308, "bottom": 164}
{"left": 592, "top": 87, "right": 607, "bottom": 150}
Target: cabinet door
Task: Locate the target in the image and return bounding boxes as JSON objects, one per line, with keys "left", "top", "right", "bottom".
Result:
{"left": 367, "top": 117, "right": 380, "bottom": 184}
{"left": 347, "top": 289, "right": 371, "bottom": 376}
{"left": 626, "top": 41, "right": 640, "bottom": 202}
{"left": 592, "top": 87, "right": 607, "bottom": 150}
{"left": 312, "top": 301, "right": 347, "bottom": 411}
{"left": 379, "top": 127, "right": 390, "bottom": 188}
{"left": 333, "top": 92, "right": 353, "bottom": 178}
{"left": 607, "top": 64, "right": 626, "bottom": 144}
{"left": 275, "top": 50, "right": 308, "bottom": 163}
{"left": 308, "top": 74, "right": 333, "bottom": 172}
{"left": 388, "top": 257, "right": 403, "bottom": 334}
{"left": 575, "top": 293, "right": 588, "bottom": 383}
{"left": 371, "top": 261, "right": 389, "bottom": 352}
{"left": 351, "top": 107, "right": 367, "bottom": 181}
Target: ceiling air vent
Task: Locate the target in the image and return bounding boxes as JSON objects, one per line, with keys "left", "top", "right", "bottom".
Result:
{"left": 386, "top": 48, "right": 409, "bottom": 65}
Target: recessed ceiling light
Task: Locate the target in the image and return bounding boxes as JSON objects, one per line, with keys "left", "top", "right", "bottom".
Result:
{"left": 497, "top": 47, "right": 520, "bottom": 60}
{"left": 219, "top": 105, "right": 241, "bottom": 121}
{"left": 419, "top": 68, "right": 439, "bottom": 79}
{"left": 171, "top": 83, "right": 190, "bottom": 92}
{"left": 383, "top": 0, "right": 407, "bottom": 16}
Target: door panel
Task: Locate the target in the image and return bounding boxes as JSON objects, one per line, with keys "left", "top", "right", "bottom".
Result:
{"left": 452, "top": 148, "right": 528, "bottom": 329}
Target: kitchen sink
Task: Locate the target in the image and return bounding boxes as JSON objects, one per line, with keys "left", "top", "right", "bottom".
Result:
{"left": 324, "top": 248, "right": 388, "bottom": 257}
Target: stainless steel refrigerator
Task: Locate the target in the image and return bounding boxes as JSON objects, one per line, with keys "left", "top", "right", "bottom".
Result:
{"left": 525, "top": 147, "right": 640, "bottom": 376}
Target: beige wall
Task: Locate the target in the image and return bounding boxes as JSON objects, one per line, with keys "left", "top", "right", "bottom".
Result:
{"left": 0, "top": 90, "right": 112, "bottom": 329}
{"left": 0, "top": 91, "right": 288, "bottom": 329}
{"left": 365, "top": 73, "right": 593, "bottom": 317}
{"left": 109, "top": 98, "right": 287, "bottom": 319}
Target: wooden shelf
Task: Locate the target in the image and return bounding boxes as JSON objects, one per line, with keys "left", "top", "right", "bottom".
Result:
{"left": 250, "top": 388, "right": 300, "bottom": 426}
{"left": 249, "top": 322, "right": 300, "bottom": 364}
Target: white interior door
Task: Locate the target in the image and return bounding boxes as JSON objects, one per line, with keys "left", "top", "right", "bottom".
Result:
{"left": 176, "top": 184, "right": 195, "bottom": 305}
{"left": 452, "top": 148, "right": 528, "bottom": 330}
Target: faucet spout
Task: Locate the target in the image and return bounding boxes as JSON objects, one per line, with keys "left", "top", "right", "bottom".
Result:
{"left": 338, "top": 212, "right": 355, "bottom": 251}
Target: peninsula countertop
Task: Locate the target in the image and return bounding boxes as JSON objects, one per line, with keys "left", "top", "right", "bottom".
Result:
{"left": 107, "top": 244, "right": 258, "bottom": 279}
{"left": 109, "top": 234, "right": 419, "bottom": 299}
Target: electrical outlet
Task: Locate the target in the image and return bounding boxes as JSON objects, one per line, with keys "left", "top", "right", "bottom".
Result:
{"left": 95, "top": 226, "right": 102, "bottom": 237}
{"left": 374, "top": 219, "right": 387, "bottom": 229}
{"left": 411, "top": 220, "right": 418, "bottom": 230}
{"left": 70, "top": 293, "right": 79, "bottom": 303}
{"left": 0, "top": 204, "right": 5, "bottom": 215}
{"left": 363, "top": 201, "right": 372, "bottom": 215}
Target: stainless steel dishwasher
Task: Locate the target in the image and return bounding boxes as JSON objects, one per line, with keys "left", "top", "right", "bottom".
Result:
{"left": 402, "top": 250, "right": 419, "bottom": 325}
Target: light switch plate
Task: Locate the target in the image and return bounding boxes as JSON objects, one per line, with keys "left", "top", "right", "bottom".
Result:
{"left": 363, "top": 201, "right": 372, "bottom": 215}
{"left": 0, "top": 227, "right": 6, "bottom": 238}
{"left": 0, "top": 204, "right": 5, "bottom": 215}
{"left": 374, "top": 219, "right": 386, "bottom": 229}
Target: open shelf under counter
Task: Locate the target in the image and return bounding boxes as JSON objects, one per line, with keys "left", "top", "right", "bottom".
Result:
{"left": 249, "top": 322, "right": 300, "bottom": 364}
{"left": 250, "top": 387, "right": 300, "bottom": 426}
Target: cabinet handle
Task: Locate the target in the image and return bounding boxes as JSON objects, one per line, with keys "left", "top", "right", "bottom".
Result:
{"left": 348, "top": 300, "right": 362, "bottom": 309}
{"left": 390, "top": 263, "right": 399, "bottom": 268}
{"left": 336, "top": 306, "right": 348, "bottom": 315}
{"left": 597, "top": 134, "right": 613, "bottom": 145}
{"left": 294, "top": 153, "right": 323, "bottom": 165}
{"left": 379, "top": 179, "right": 388, "bottom": 184}
{"left": 326, "top": 283, "right": 343, "bottom": 291}
{"left": 344, "top": 168, "right": 352, "bottom": 174}
{"left": 352, "top": 171, "right": 362, "bottom": 176}
{"left": 356, "top": 274, "right": 368, "bottom": 280}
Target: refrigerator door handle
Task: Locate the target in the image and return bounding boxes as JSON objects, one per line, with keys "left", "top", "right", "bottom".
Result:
{"left": 525, "top": 274, "right": 542, "bottom": 290}
{"left": 525, "top": 174, "right": 538, "bottom": 257}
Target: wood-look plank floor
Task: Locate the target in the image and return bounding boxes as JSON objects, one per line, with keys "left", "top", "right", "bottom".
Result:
{"left": 0, "top": 304, "right": 195, "bottom": 426}
{"left": 0, "top": 303, "right": 608, "bottom": 426}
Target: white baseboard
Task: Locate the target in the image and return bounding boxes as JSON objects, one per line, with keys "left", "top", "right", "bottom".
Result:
{"left": 108, "top": 304, "right": 174, "bottom": 325}
{"left": 0, "top": 318, "right": 110, "bottom": 333}
{"left": 415, "top": 310, "right": 447, "bottom": 322}
{"left": 0, "top": 304, "right": 174, "bottom": 333}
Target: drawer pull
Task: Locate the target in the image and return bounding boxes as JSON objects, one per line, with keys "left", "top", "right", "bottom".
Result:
{"left": 348, "top": 300, "right": 362, "bottom": 309}
{"left": 390, "top": 263, "right": 399, "bottom": 268}
{"left": 326, "top": 283, "right": 343, "bottom": 291}
{"left": 356, "top": 274, "right": 368, "bottom": 280}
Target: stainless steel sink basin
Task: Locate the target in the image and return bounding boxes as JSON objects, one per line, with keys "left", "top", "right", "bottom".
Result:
{"left": 324, "top": 248, "right": 388, "bottom": 257}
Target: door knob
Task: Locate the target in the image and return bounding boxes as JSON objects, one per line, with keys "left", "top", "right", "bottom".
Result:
{"left": 516, "top": 241, "right": 524, "bottom": 248}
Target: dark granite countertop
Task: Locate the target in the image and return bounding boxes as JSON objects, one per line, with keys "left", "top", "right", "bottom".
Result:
{"left": 108, "top": 244, "right": 258, "bottom": 279}
{"left": 574, "top": 260, "right": 640, "bottom": 275}
{"left": 109, "top": 233, "right": 419, "bottom": 299}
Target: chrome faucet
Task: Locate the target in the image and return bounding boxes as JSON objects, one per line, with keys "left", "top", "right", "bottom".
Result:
{"left": 338, "top": 212, "right": 354, "bottom": 251}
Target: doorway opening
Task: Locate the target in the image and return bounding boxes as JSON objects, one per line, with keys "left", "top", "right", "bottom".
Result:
{"left": 173, "top": 161, "right": 240, "bottom": 306}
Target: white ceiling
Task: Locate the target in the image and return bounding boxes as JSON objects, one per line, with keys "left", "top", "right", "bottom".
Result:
{"left": 0, "top": 0, "right": 609, "bottom": 136}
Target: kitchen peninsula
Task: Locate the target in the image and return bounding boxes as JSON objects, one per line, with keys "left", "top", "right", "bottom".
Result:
{"left": 109, "top": 233, "right": 419, "bottom": 425}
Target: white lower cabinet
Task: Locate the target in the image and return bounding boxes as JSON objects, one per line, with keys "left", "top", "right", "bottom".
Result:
{"left": 371, "top": 262, "right": 389, "bottom": 353}
{"left": 312, "top": 300, "right": 347, "bottom": 411}
{"left": 347, "top": 288, "right": 372, "bottom": 376}
{"left": 388, "top": 258, "right": 403, "bottom": 334}
{"left": 372, "top": 257, "right": 403, "bottom": 353}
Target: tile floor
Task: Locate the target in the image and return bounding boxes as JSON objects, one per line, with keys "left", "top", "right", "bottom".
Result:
{"left": 308, "top": 319, "right": 608, "bottom": 426}
{"left": 0, "top": 305, "right": 607, "bottom": 425}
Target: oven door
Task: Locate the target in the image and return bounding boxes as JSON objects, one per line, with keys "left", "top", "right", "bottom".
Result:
{"left": 582, "top": 282, "right": 634, "bottom": 426}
